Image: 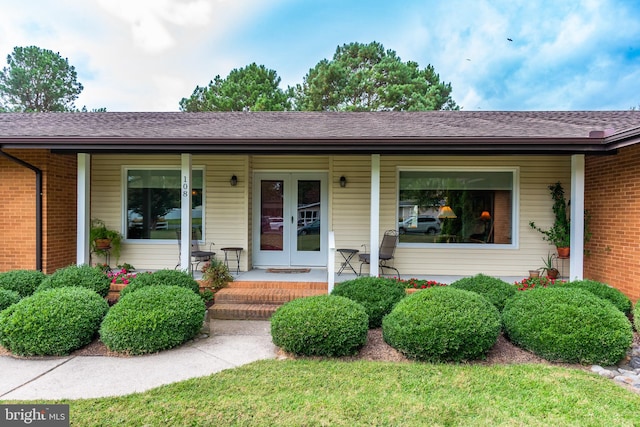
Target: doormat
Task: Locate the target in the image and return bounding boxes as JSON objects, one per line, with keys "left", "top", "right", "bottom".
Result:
{"left": 266, "top": 268, "right": 311, "bottom": 274}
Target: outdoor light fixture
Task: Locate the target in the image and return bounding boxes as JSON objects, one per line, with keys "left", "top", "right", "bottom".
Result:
{"left": 480, "top": 210, "right": 491, "bottom": 221}
{"left": 339, "top": 176, "right": 347, "bottom": 188}
{"left": 230, "top": 175, "right": 238, "bottom": 186}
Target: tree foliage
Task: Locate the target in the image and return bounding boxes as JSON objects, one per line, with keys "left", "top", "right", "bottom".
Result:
{"left": 0, "top": 46, "right": 84, "bottom": 112}
{"left": 294, "top": 41, "right": 458, "bottom": 111}
{"left": 180, "top": 63, "right": 292, "bottom": 112}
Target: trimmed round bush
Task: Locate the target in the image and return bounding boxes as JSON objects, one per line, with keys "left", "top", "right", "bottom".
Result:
{"left": 449, "top": 274, "right": 516, "bottom": 312}
{"left": 382, "top": 287, "right": 501, "bottom": 362}
{"left": 0, "top": 289, "right": 21, "bottom": 312}
{"left": 562, "top": 279, "right": 632, "bottom": 315}
{"left": 37, "top": 264, "right": 110, "bottom": 297}
{"left": 100, "top": 285, "right": 206, "bottom": 355}
{"left": 331, "top": 277, "right": 405, "bottom": 328}
{"left": 0, "top": 287, "right": 108, "bottom": 356}
{"left": 634, "top": 302, "right": 640, "bottom": 332}
{"left": 0, "top": 269, "right": 46, "bottom": 297}
{"left": 502, "top": 287, "right": 633, "bottom": 365}
{"left": 271, "top": 295, "right": 368, "bottom": 357}
{"left": 119, "top": 269, "right": 199, "bottom": 298}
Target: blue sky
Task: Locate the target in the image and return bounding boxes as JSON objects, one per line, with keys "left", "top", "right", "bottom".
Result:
{"left": 1, "top": 0, "right": 638, "bottom": 111}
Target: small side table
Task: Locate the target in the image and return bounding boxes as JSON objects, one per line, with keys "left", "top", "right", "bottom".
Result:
{"left": 221, "top": 247, "right": 243, "bottom": 274}
{"left": 337, "top": 248, "right": 359, "bottom": 275}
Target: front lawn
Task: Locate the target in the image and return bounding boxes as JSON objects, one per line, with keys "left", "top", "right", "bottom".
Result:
{"left": 9, "top": 360, "right": 640, "bottom": 426}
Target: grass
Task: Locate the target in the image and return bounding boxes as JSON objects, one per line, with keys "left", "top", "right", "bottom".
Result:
{"left": 5, "top": 360, "right": 640, "bottom": 426}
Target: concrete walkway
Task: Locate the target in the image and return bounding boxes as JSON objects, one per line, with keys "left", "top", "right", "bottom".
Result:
{"left": 0, "top": 320, "right": 276, "bottom": 401}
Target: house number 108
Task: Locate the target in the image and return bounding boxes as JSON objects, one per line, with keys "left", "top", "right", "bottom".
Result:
{"left": 182, "top": 176, "right": 189, "bottom": 198}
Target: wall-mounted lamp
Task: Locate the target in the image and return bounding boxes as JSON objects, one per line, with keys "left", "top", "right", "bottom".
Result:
{"left": 230, "top": 175, "right": 238, "bottom": 186}
{"left": 339, "top": 176, "right": 347, "bottom": 188}
{"left": 480, "top": 210, "right": 491, "bottom": 221}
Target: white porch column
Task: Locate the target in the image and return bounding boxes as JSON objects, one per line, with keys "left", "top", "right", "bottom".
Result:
{"left": 328, "top": 231, "right": 336, "bottom": 292}
{"left": 369, "top": 154, "right": 380, "bottom": 276}
{"left": 570, "top": 155, "right": 585, "bottom": 280}
{"left": 76, "top": 153, "right": 91, "bottom": 265}
{"left": 180, "top": 154, "right": 193, "bottom": 273}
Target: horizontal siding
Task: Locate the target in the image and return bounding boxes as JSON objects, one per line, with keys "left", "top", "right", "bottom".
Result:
{"left": 91, "top": 154, "right": 249, "bottom": 271}
{"left": 330, "top": 155, "right": 572, "bottom": 277}
{"left": 331, "top": 156, "right": 371, "bottom": 249}
{"left": 252, "top": 155, "right": 329, "bottom": 171}
{"left": 92, "top": 153, "right": 574, "bottom": 277}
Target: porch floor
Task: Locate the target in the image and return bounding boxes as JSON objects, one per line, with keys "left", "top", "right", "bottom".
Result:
{"left": 229, "top": 268, "right": 527, "bottom": 286}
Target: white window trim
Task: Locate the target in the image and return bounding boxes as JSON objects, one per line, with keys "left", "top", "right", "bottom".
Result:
{"left": 121, "top": 165, "right": 206, "bottom": 244}
{"left": 396, "top": 166, "right": 520, "bottom": 249}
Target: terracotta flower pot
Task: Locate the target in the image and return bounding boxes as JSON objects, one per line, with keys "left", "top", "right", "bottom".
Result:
{"left": 94, "top": 238, "right": 112, "bottom": 250}
{"left": 546, "top": 268, "right": 559, "bottom": 279}
{"left": 556, "top": 247, "right": 570, "bottom": 258}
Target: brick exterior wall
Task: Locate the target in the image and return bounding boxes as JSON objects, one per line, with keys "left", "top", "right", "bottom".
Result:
{"left": 585, "top": 146, "right": 640, "bottom": 303}
{"left": 0, "top": 149, "right": 77, "bottom": 273}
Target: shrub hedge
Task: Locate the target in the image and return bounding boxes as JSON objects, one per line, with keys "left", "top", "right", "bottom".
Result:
{"left": 0, "top": 289, "right": 21, "bottom": 312}
{"left": 634, "top": 302, "right": 640, "bottom": 332}
{"left": 119, "top": 269, "right": 199, "bottom": 298}
{"left": 37, "top": 265, "right": 111, "bottom": 297}
{"left": 331, "top": 277, "right": 405, "bottom": 328}
{"left": 0, "top": 270, "right": 46, "bottom": 297}
{"left": 562, "top": 279, "right": 632, "bottom": 315}
{"left": 449, "top": 274, "right": 516, "bottom": 312}
{"left": 0, "top": 287, "right": 109, "bottom": 356}
{"left": 100, "top": 285, "right": 206, "bottom": 355}
{"left": 271, "top": 295, "right": 368, "bottom": 357}
{"left": 502, "top": 287, "right": 632, "bottom": 365}
{"left": 382, "top": 287, "right": 501, "bottom": 362}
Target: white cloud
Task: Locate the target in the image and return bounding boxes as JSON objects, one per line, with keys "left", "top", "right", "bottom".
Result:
{"left": 0, "top": 0, "right": 637, "bottom": 111}
{"left": 96, "top": 0, "right": 214, "bottom": 53}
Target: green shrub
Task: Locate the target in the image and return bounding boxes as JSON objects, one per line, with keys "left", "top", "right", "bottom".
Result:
{"left": 449, "top": 274, "right": 516, "bottom": 312}
{"left": 0, "top": 287, "right": 108, "bottom": 356}
{"left": 119, "top": 269, "right": 199, "bottom": 298}
{"left": 331, "top": 277, "right": 405, "bottom": 328}
{"left": 100, "top": 285, "right": 206, "bottom": 355}
{"left": 0, "top": 270, "right": 46, "bottom": 297}
{"left": 502, "top": 287, "right": 632, "bottom": 365}
{"left": 634, "top": 302, "right": 640, "bottom": 332}
{"left": 37, "top": 264, "right": 111, "bottom": 297}
{"left": 562, "top": 279, "right": 632, "bottom": 315}
{"left": 382, "top": 287, "right": 501, "bottom": 362}
{"left": 271, "top": 295, "right": 368, "bottom": 357}
{"left": 0, "top": 289, "right": 21, "bottom": 312}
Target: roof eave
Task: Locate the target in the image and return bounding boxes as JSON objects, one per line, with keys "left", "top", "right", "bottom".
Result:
{"left": 0, "top": 136, "right": 610, "bottom": 155}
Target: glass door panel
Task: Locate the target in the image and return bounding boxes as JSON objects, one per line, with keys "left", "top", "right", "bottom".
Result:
{"left": 295, "top": 180, "right": 321, "bottom": 253}
{"left": 260, "top": 180, "right": 284, "bottom": 251}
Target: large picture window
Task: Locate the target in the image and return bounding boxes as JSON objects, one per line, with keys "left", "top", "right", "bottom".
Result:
{"left": 398, "top": 170, "right": 514, "bottom": 245}
{"left": 125, "top": 169, "right": 204, "bottom": 240}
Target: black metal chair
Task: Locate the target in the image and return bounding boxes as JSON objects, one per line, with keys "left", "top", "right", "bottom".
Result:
{"left": 176, "top": 229, "right": 215, "bottom": 275}
{"left": 358, "top": 230, "right": 400, "bottom": 278}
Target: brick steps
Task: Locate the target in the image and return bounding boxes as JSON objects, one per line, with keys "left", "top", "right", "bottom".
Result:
{"left": 210, "top": 282, "right": 328, "bottom": 320}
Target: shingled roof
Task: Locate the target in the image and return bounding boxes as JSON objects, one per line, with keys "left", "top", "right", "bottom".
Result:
{"left": 1, "top": 111, "right": 640, "bottom": 154}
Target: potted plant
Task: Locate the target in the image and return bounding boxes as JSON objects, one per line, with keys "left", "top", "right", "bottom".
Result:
{"left": 90, "top": 218, "right": 123, "bottom": 261}
{"left": 201, "top": 258, "right": 234, "bottom": 291}
{"left": 540, "top": 252, "right": 559, "bottom": 279}
{"left": 529, "top": 182, "right": 570, "bottom": 257}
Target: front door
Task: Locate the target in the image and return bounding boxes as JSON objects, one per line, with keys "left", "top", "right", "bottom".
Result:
{"left": 253, "top": 172, "right": 327, "bottom": 267}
